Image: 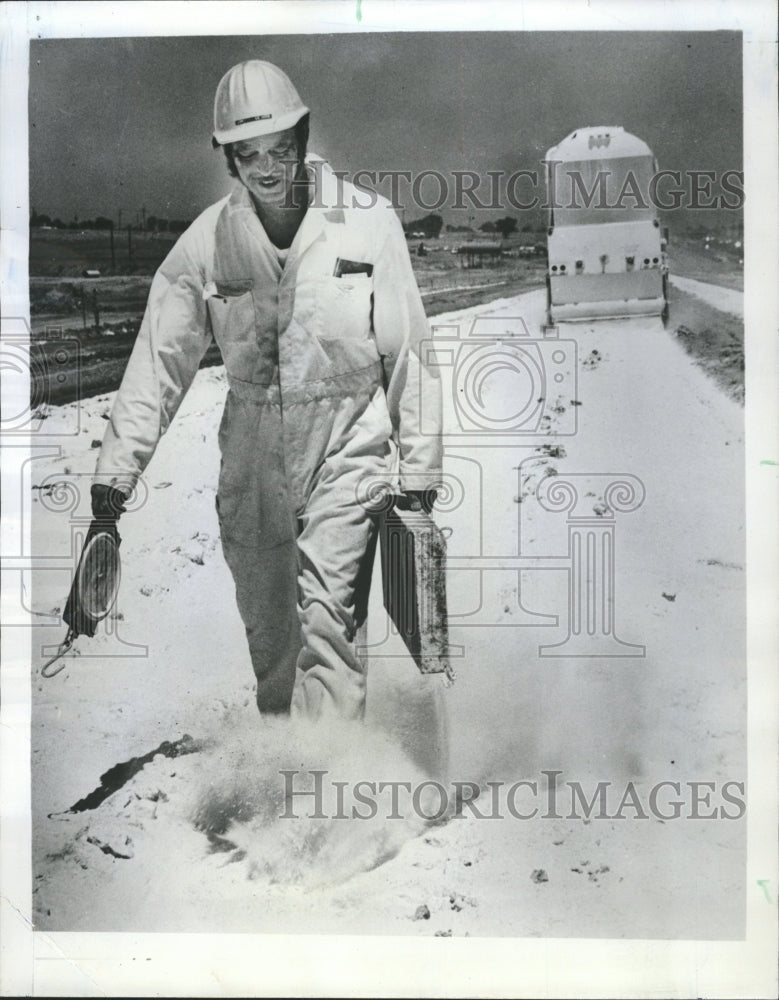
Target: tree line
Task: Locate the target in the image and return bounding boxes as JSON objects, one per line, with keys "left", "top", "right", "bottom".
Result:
{"left": 403, "top": 213, "right": 530, "bottom": 240}
{"left": 33, "top": 207, "right": 540, "bottom": 242}
{"left": 30, "top": 210, "right": 192, "bottom": 233}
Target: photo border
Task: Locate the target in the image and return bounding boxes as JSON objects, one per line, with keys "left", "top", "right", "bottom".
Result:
{"left": 1, "top": 2, "right": 776, "bottom": 996}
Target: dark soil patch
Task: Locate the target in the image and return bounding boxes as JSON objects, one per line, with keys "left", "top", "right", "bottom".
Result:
{"left": 424, "top": 273, "right": 543, "bottom": 317}
{"left": 30, "top": 332, "right": 224, "bottom": 406}
{"left": 61, "top": 734, "right": 204, "bottom": 814}
{"left": 666, "top": 283, "right": 744, "bottom": 403}
{"left": 30, "top": 271, "right": 543, "bottom": 405}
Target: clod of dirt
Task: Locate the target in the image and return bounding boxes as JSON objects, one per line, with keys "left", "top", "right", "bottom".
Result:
{"left": 435, "top": 929, "right": 452, "bottom": 937}
{"left": 172, "top": 543, "right": 205, "bottom": 566}
{"left": 90, "top": 439, "right": 101, "bottom": 448}
{"left": 530, "top": 869, "right": 549, "bottom": 884}
{"left": 536, "top": 444, "right": 567, "bottom": 459}
{"left": 662, "top": 592, "right": 677, "bottom": 602}
{"left": 86, "top": 834, "right": 133, "bottom": 860}
{"left": 206, "top": 833, "right": 240, "bottom": 854}
{"left": 414, "top": 904, "right": 431, "bottom": 921}
{"left": 582, "top": 349, "right": 602, "bottom": 369}
{"left": 449, "top": 892, "right": 475, "bottom": 911}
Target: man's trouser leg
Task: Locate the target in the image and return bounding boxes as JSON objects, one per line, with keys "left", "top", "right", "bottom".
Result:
{"left": 290, "top": 473, "right": 377, "bottom": 723}
{"left": 217, "top": 391, "right": 302, "bottom": 714}
{"left": 220, "top": 536, "right": 302, "bottom": 713}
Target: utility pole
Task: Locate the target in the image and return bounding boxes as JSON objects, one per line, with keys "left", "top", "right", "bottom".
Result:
{"left": 127, "top": 224, "right": 133, "bottom": 268}
{"left": 81, "top": 286, "right": 87, "bottom": 330}
{"left": 141, "top": 205, "right": 146, "bottom": 230}
{"left": 118, "top": 208, "right": 122, "bottom": 231}
{"left": 92, "top": 289, "right": 100, "bottom": 334}
{"left": 109, "top": 221, "right": 115, "bottom": 272}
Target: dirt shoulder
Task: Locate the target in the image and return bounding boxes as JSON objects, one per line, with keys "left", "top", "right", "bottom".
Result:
{"left": 665, "top": 283, "right": 744, "bottom": 404}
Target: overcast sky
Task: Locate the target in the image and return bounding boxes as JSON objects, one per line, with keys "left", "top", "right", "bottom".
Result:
{"left": 29, "top": 31, "right": 742, "bottom": 225}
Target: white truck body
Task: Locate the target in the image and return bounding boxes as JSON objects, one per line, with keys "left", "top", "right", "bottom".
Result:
{"left": 544, "top": 126, "right": 668, "bottom": 323}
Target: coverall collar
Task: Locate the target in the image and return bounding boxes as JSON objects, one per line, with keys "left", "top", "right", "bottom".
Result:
{"left": 229, "top": 153, "right": 346, "bottom": 259}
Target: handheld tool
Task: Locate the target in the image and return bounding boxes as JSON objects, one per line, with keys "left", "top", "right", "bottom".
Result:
{"left": 41, "top": 523, "right": 121, "bottom": 677}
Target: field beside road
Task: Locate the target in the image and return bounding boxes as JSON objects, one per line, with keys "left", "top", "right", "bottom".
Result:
{"left": 28, "top": 226, "right": 743, "bottom": 411}
{"left": 29, "top": 235, "right": 547, "bottom": 406}
{"left": 30, "top": 228, "right": 179, "bottom": 278}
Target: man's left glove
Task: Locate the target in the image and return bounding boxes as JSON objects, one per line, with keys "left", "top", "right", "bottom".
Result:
{"left": 91, "top": 483, "right": 128, "bottom": 521}
{"left": 393, "top": 489, "right": 437, "bottom": 515}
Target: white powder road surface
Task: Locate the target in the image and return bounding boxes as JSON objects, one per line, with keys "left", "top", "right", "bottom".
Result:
{"left": 30, "top": 284, "right": 745, "bottom": 938}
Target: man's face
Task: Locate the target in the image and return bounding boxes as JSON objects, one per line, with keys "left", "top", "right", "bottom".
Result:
{"left": 232, "top": 128, "right": 300, "bottom": 208}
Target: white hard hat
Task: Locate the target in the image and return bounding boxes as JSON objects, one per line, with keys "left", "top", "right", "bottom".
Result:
{"left": 212, "top": 60, "right": 309, "bottom": 147}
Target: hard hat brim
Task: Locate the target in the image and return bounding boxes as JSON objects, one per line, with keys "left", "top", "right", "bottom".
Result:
{"left": 211, "top": 105, "right": 309, "bottom": 148}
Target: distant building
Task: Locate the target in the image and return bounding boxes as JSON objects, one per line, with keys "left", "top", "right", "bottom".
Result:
{"left": 456, "top": 243, "right": 504, "bottom": 268}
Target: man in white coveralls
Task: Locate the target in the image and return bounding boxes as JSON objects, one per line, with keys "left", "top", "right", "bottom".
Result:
{"left": 91, "top": 61, "right": 443, "bottom": 721}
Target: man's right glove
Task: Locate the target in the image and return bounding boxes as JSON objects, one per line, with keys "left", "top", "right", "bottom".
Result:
{"left": 55, "top": 485, "right": 127, "bottom": 647}
{"left": 91, "top": 483, "right": 128, "bottom": 522}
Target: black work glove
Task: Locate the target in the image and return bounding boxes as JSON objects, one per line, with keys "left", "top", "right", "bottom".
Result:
{"left": 393, "top": 489, "right": 437, "bottom": 515}
{"left": 61, "top": 485, "right": 127, "bottom": 638}
{"left": 90, "top": 483, "right": 128, "bottom": 522}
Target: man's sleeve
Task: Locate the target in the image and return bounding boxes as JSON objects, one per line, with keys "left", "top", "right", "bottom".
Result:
{"left": 93, "top": 234, "right": 213, "bottom": 492}
{"left": 371, "top": 208, "right": 443, "bottom": 492}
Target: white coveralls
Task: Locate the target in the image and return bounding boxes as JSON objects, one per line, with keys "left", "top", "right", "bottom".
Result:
{"left": 95, "top": 157, "right": 443, "bottom": 720}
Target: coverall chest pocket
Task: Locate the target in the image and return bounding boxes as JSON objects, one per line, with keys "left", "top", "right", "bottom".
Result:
{"left": 315, "top": 274, "right": 373, "bottom": 341}
{"left": 205, "top": 279, "right": 256, "bottom": 347}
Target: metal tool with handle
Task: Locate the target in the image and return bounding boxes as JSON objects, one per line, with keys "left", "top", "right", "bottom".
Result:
{"left": 379, "top": 505, "right": 454, "bottom": 683}
{"left": 41, "top": 524, "right": 122, "bottom": 677}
